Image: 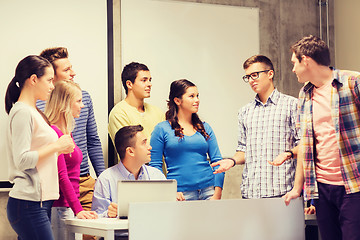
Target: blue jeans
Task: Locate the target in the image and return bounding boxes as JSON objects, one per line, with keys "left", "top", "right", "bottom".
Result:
{"left": 182, "top": 186, "right": 215, "bottom": 201}
{"left": 7, "top": 197, "right": 54, "bottom": 240}
{"left": 51, "top": 207, "right": 79, "bottom": 240}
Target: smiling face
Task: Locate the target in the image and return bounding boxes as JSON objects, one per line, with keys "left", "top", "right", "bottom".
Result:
{"left": 35, "top": 66, "right": 55, "bottom": 101}
{"left": 175, "top": 86, "right": 200, "bottom": 114}
{"left": 127, "top": 70, "right": 152, "bottom": 99}
{"left": 71, "top": 88, "right": 84, "bottom": 118}
{"left": 53, "top": 58, "right": 76, "bottom": 82}
{"left": 245, "top": 62, "right": 274, "bottom": 95}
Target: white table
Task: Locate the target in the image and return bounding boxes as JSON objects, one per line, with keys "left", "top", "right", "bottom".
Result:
{"left": 65, "top": 218, "right": 128, "bottom": 240}
{"left": 65, "top": 198, "right": 305, "bottom": 240}
{"left": 129, "top": 198, "right": 305, "bottom": 240}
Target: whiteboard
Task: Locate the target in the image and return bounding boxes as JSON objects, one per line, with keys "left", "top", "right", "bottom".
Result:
{"left": 121, "top": 0, "right": 259, "bottom": 157}
{"left": 0, "top": 0, "right": 108, "bottom": 182}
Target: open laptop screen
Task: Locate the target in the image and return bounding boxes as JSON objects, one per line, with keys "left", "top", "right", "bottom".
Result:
{"left": 117, "top": 179, "right": 177, "bottom": 218}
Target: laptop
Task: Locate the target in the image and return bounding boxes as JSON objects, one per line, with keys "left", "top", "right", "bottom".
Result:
{"left": 117, "top": 179, "right": 177, "bottom": 219}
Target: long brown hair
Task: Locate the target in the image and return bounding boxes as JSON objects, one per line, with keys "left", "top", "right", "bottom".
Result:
{"left": 166, "top": 79, "right": 209, "bottom": 140}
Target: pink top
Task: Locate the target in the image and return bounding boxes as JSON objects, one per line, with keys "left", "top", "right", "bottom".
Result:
{"left": 312, "top": 81, "right": 343, "bottom": 185}
{"left": 51, "top": 125, "right": 84, "bottom": 214}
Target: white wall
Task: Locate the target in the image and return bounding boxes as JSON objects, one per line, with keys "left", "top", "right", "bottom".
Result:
{"left": 334, "top": 0, "right": 360, "bottom": 71}
{"left": 0, "top": 0, "right": 108, "bottom": 181}
{"left": 121, "top": 0, "right": 259, "bottom": 157}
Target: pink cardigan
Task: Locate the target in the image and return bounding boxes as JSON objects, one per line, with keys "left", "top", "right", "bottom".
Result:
{"left": 51, "top": 125, "right": 84, "bottom": 215}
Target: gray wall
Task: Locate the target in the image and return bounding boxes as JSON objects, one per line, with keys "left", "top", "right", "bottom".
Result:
{"left": 176, "top": 0, "right": 335, "bottom": 98}
{"left": 0, "top": 0, "right": 334, "bottom": 238}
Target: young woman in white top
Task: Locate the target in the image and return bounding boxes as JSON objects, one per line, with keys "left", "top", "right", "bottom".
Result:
{"left": 5, "top": 55, "right": 75, "bottom": 240}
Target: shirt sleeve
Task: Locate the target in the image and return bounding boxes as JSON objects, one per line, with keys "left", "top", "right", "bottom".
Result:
{"left": 91, "top": 175, "right": 112, "bottom": 218}
{"left": 350, "top": 72, "right": 360, "bottom": 108}
{"left": 204, "top": 123, "right": 225, "bottom": 188}
{"left": 85, "top": 93, "right": 105, "bottom": 177}
{"left": 108, "top": 107, "right": 131, "bottom": 144}
{"left": 236, "top": 108, "right": 247, "bottom": 152}
{"left": 11, "top": 108, "right": 38, "bottom": 171}
{"left": 57, "top": 153, "right": 84, "bottom": 214}
{"left": 149, "top": 124, "right": 165, "bottom": 172}
{"left": 52, "top": 126, "right": 84, "bottom": 215}
{"left": 290, "top": 98, "right": 300, "bottom": 146}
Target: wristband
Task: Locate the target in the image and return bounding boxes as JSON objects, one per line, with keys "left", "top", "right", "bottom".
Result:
{"left": 228, "top": 158, "right": 236, "bottom": 167}
{"left": 285, "top": 150, "right": 294, "bottom": 159}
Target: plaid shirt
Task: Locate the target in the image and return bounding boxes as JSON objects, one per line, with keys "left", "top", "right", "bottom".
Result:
{"left": 298, "top": 69, "right": 360, "bottom": 200}
{"left": 237, "top": 89, "right": 300, "bottom": 198}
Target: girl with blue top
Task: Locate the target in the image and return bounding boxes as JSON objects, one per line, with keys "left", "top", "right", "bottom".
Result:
{"left": 150, "top": 79, "right": 225, "bottom": 201}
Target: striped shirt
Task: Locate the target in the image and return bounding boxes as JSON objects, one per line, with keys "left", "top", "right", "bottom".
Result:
{"left": 37, "top": 90, "right": 105, "bottom": 176}
{"left": 298, "top": 69, "right": 360, "bottom": 200}
{"left": 237, "top": 89, "right": 299, "bottom": 198}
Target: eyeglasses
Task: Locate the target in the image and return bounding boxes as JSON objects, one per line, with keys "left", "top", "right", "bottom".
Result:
{"left": 242, "top": 70, "right": 271, "bottom": 83}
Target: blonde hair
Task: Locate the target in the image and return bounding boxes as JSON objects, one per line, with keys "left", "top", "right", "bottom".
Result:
{"left": 45, "top": 80, "right": 81, "bottom": 133}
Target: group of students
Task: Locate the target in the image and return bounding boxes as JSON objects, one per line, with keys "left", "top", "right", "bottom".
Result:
{"left": 5, "top": 34, "right": 360, "bottom": 240}
{"left": 5, "top": 50, "right": 102, "bottom": 240}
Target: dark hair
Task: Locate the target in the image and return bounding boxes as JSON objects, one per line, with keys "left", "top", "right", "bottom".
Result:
{"left": 5, "top": 55, "right": 52, "bottom": 114}
{"left": 115, "top": 125, "right": 144, "bottom": 160}
{"left": 121, "top": 62, "right": 149, "bottom": 94}
{"left": 166, "top": 79, "right": 209, "bottom": 140}
{"left": 290, "top": 35, "right": 330, "bottom": 66}
{"left": 40, "top": 47, "right": 69, "bottom": 70}
{"left": 243, "top": 55, "right": 274, "bottom": 72}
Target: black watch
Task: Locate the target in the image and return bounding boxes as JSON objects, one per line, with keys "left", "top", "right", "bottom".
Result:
{"left": 285, "top": 150, "right": 294, "bottom": 158}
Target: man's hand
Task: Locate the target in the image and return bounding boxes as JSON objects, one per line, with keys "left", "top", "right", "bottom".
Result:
{"left": 304, "top": 205, "right": 316, "bottom": 215}
{"left": 283, "top": 188, "right": 301, "bottom": 206}
{"left": 107, "top": 202, "right": 118, "bottom": 218}
{"left": 211, "top": 159, "right": 234, "bottom": 174}
{"left": 268, "top": 152, "right": 292, "bottom": 166}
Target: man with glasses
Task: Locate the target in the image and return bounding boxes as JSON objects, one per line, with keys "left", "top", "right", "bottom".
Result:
{"left": 212, "top": 55, "right": 299, "bottom": 199}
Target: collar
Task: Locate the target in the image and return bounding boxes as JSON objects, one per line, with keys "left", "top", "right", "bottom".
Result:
{"left": 117, "top": 161, "right": 146, "bottom": 180}
{"left": 302, "top": 67, "right": 341, "bottom": 93}
{"left": 254, "top": 89, "right": 280, "bottom": 106}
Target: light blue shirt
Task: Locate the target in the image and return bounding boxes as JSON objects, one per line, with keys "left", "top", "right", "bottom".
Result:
{"left": 92, "top": 161, "right": 165, "bottom": 218}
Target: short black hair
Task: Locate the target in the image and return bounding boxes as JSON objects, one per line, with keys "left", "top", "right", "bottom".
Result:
{"left": 114, "top": 125, "right": 144, "bottom": 160}
{"left": 121, "top": 62, "right": 149, "bottom": 94}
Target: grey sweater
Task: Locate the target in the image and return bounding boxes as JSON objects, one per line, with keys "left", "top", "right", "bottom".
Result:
{"left": 6, "top": 102, "right": 59, "bottom": 201}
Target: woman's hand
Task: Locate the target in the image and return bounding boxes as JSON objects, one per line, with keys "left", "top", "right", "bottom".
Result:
{"left": 210, "top": 187, "right": 222, "bottom": 200}
{"left": 176, "top": 192, "right": 185, "bottom": 201}
{"left": 57, "top": 134, "right": 75, "bottom": 155}
{"left": 76, "top": 210, "right": 98, "bottom": 219}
